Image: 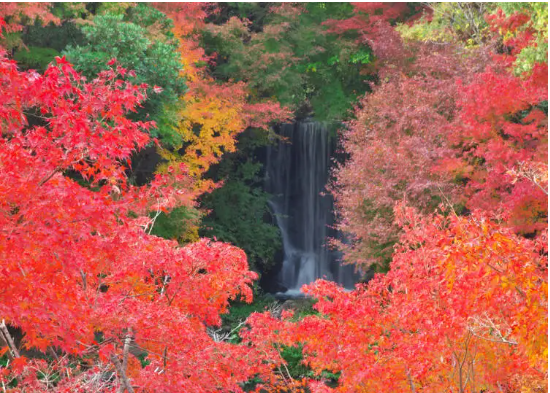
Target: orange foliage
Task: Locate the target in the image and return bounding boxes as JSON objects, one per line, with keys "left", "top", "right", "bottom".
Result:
{"left": 153, "top": 3, "right": 291, "bottom": 192}
{"left": 245, "top": 206, "right": 548, "bottom": 392}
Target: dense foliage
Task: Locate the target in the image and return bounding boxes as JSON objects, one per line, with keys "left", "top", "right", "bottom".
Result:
{"left": 245, "top": 206, "right": 547, "bottom": 392}
{"left": 242, "top": 3, "right": 548, "bottom": 392}
{"left": 63, "top": 5, "right": 186, "bottom": 145}
{"left": 0, "top": 4, "right": 283, "bottom": 391}
{"left": 0, "top": 2, "right": 547, "bottom": 393}
{"left": 152, "top": 3, "right": 291, "bottom": 252}
{"left": 202, "top": 2, "right": 374, "bottom": 120}
{"left": 330, "top": 2, "right": 548, "bottom": 268}
{"left": 199, "top": 129, "right": 282, "bottom": 272}
{"left": 0, "top": 38, "right": 270, "bottom": 391}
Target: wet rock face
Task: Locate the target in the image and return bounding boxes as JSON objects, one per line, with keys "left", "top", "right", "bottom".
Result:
{"left": 265, "top": 121, "right": 358, "bottom": 294}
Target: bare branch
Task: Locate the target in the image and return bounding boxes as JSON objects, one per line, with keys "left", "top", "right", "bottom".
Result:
{"left": 80, "top": 269, "right": 87, "bottom": 292}
{"left": 406, "top": 367, "right": 416, "bottom": 392}
{"left": 111, "top": 354, "right": 135, "bottom": 393}
{"left": 38, "top": 168, "right": 60, "bottom": 187}
{"left": 122, "top": 329, "right": 133, "bottom": 373}
{"left": 0, "top": 320, "right": 20, "bottom": 358}
{"left": 467, "top": 314, "right": 518, "bottom": 346}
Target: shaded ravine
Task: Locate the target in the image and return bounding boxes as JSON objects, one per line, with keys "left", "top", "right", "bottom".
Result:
{"left": 265, "top": 121, "right": 357, "bottom": 295}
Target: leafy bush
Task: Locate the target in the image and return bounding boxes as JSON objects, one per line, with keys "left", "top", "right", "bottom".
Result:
{"left": 201, "top": 168, "right": 281, "bottom": 272}
{"left": 200, "top": 130, "right": 282, "bottom": 273}
{"left": 13, "top": 46, "right": 59, "bottom": 71}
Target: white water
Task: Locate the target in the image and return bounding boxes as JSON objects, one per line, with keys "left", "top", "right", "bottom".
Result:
{"left": 266, "top": 122, "right": 357, "bottom": 293}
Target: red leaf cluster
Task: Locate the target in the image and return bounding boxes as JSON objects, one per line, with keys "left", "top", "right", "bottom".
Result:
{"left": 246, "top": 206, "right": 548, "bottom": 392}
{"left": 0, "top": 34, "right": 268, "bottom": 391}
{"left": 244, "top": 6, "right": 547, "bottom": 392}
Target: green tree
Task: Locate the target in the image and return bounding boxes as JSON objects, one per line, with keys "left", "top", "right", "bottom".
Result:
{"left": 200, "top": 129, "right": 281, "bottom": 272}
{"left": 64, "top": 5, "right": 186, "bottom": 145}
{"left": 201, "top": 2, "right": 372, "bottom": 121}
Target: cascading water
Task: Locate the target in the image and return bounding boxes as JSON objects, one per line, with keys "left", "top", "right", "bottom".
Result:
{"left": 266, "top": 121, "right": 357, "bottom": 295}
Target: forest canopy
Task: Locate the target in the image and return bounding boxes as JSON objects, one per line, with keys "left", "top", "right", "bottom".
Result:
{"left": 0, "top": 2, "right": 547, "bottom": 392}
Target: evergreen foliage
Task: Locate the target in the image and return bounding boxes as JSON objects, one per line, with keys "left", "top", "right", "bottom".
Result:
{"left": 200, "top": 130, "right": 281, "bottom": 272}
{"left": 63, "top": 6, "right": 186, "bottom": 145}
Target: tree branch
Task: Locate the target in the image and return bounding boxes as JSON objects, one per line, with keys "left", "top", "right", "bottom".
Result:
{"left": 38, "top": 168, "right": 60, "bottom": 187}
{"left": 122, "top": 329, "right": 133, "bottom": 372}
{"left": 111, "top": 354, "right": 135, "bottom": 393}
{"left": 0, "top": 320, "right": 20, "bottom": 358}
{"left": 406, "top": 367, "right": 416, "bottom": 393}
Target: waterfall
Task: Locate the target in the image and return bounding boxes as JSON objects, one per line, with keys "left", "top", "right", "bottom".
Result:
{"left": 266, "top": 121, "right": 357, "bottom": 295}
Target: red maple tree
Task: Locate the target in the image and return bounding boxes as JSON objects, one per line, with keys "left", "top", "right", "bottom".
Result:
{"left": 243, "top": 6, "right": 548, "bottom": 393}
{"left": 244, "top": 205, "right": 548, "bottom": 392}
{"left": 0, "top": 20, "right": 269, "bottom": 391}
